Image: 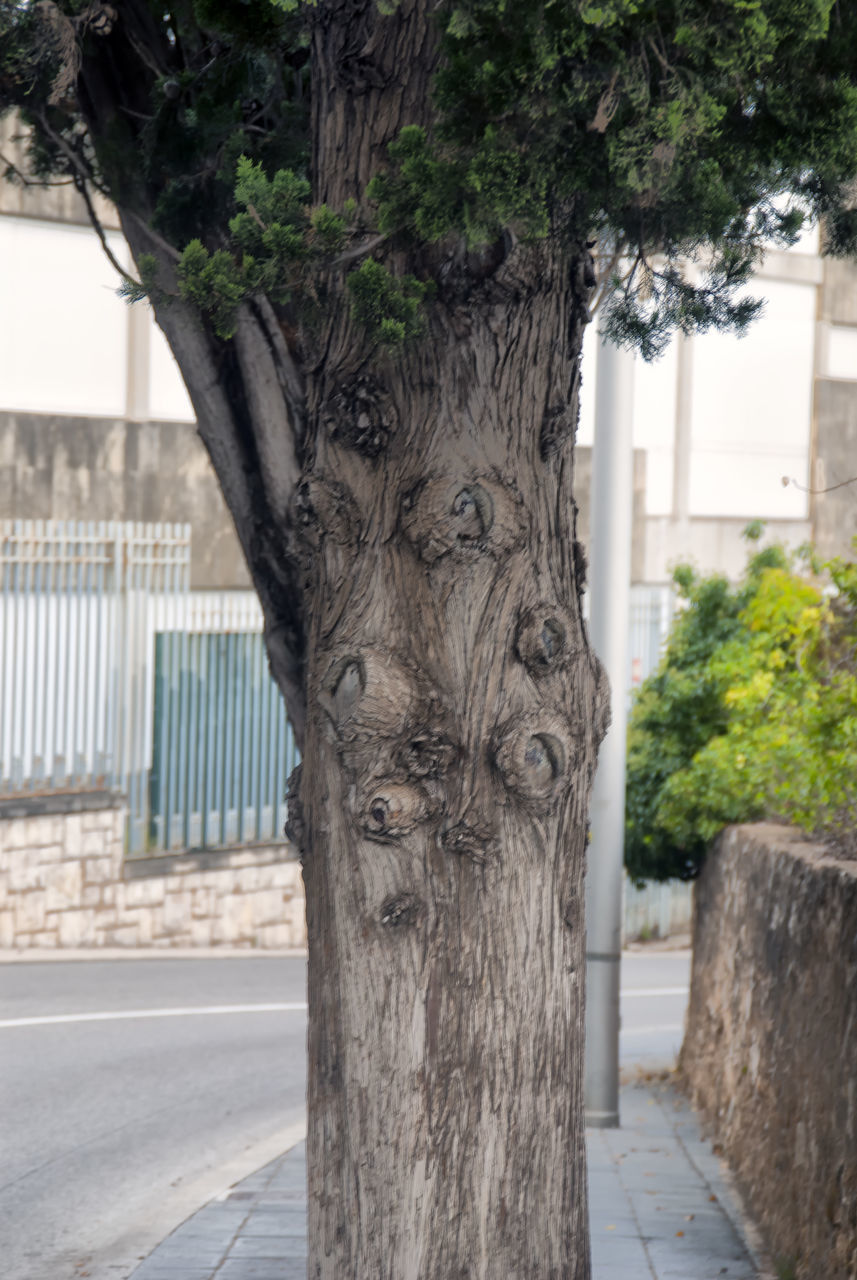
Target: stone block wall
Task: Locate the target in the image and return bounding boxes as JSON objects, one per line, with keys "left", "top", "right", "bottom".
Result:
{"left": 0, "top": 793, "right": 306, "bottom": 949}
{"left": 680, "top": 823, "right": 857, "bottom": 1280}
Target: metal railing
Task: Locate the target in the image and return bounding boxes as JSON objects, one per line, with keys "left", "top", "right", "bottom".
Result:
{"left": 3, "top": 523, "right": 676, "bottom": 878}
{"left": 0, "top": 520, "right": 189, "bottom": 813}
{"left": 0, "top": 521, "right": 297, "bottom": 854}
{"left": 148, "top": 630, "right": 295, "bottom": 851}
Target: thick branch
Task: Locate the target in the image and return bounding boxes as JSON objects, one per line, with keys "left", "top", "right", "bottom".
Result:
{"left": 119, "top": 214, "right": 308, "bottom": 738}
{"left": 234, "top": 300, "right": 304, "bottom": 522}
{"left": 253, "top": 294, "right": 306, "bottom": 443}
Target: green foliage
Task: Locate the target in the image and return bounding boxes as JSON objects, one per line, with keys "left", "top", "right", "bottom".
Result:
{"left": 6, "top": 1, "right": 857, "bottom": 355}
{"left": 626, "top": 536, "right": 857, "bottom": 882}
{"left": 178, "top": 240, "right": 248, "bottom": 338}
{"left": 346, "top": 258, "right": 432, "bottom": 346}
{"left": 174, "top": 153, "right": 420, "bottom": 339}
{"left": 174, "top": 155, "right": 317, "bottom": 337}
{"left": 117, "top": 253, "right": 160, "bottom": 305}
{"left": 0, "top": 0, "right": 310, "bottom": 249}
{"left": 366, "top": 0, "right": 857, "bottom": 354}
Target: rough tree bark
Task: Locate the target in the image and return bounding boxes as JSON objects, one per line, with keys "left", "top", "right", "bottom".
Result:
{"left": 80, "top": 1, "right": 609, "bottom": 1274}
{"left": 293, "top": 4, "right": 608, "bottom": 1275}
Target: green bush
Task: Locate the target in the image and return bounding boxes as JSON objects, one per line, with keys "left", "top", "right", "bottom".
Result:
{"left": 625, "top": 533, "right": 857, "bottom": 883}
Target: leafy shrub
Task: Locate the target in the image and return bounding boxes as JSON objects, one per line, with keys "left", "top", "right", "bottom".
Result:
{"left": 625, "top": 533, "right": 857, "bottom": 883}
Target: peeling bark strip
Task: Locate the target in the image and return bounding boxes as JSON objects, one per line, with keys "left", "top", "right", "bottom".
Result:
{"left": 301, "top": 4, "right": 605, "bottom": 1276}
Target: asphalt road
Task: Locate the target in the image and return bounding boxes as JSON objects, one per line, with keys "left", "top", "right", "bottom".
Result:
{"left": 0, "top": 956, "right": 308, "bottom": 1280}
{"left": 620, "top": 947, "right": 692, "bottom": 1068}
{"left": 0, "top": 948, "right": 690, "bottom": 1280}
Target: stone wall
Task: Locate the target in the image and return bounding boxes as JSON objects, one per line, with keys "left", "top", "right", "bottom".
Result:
{"left": 0, "top": 792, "right": 306, "bottom": 950}
{"left": 680, "top": 823, "right": 857, "bottom": 1280}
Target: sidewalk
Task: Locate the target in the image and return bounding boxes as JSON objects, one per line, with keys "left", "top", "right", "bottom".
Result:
{"left": 130, "top": 1075, "right": 762, "bottom": 1280}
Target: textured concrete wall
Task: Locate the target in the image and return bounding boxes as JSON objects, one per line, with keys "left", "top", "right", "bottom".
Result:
{"left": 680, "top": 824, "right": 857, "bottom": 1280}
{"left": 0, "top": 412, "right": 250, "bottom": 589}
{"left": 0, "top": 793, "right": 306, "bottom": 949}
{"left": 812, "top": 380, "right": 857, "bottom": 563}
{"left": 821, "top": 256, "right": 857, "bottom": 327}
{"left": 574, "top": 444, "right": 647, "bottom": 583}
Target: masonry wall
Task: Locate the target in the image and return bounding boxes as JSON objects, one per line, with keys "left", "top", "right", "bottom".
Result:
{"left": 0, "top": 793, "right": 306, "bottom": 950}
{"left": 680, "top": 823, "right": 857, "bottom": 1280}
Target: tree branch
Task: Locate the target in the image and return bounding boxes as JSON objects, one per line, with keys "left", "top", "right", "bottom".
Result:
{"left": 331, "top": 232, "right": 389, "bottom": 268}
{"left": 234, "top": 301, "right": 304, "bottom": 522}
{"left": 254, "top": 293, "right": 306, "bottom": 442}
{"left": 72, "top": 172, "right": 143, "bottom": 287}
{"left": 123, "top": 208, "right": 182, "bottom": 263}
{"left": 0, "top": 149, "right": 74, "bottom": 187}
{"left": 590, "top": 238, "right": 630, "bottom": 314}
{"left": 785, "top": 474, "right": 857, "bottom": 495}
{"left": 35, "top": 108, "right": 111, "bottom": 199}
{"left": 136, "top": 288, "right": 307, "bottom": 740}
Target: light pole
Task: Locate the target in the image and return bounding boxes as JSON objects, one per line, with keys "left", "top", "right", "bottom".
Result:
{"left": 584, "top": 329, "right": 635, "bottom": 1128}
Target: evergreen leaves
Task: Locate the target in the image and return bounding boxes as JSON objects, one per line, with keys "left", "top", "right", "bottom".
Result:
{"left": 5, "top": 1, "right": 857, "bottom": 354}
{"left": 346, "top": 259, "right": 432, "bottom": 345}
{"left": 175, "top": 154, "right": 420, "bottom": 345}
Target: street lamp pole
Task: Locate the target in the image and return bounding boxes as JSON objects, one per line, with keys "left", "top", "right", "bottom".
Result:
{"left": 584, "top": 329, "right": 635, "bottom": 1128}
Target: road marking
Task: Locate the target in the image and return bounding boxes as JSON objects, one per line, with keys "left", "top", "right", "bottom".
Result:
{"left": 0, "top": 1002, "right": 308, "bottom": 1029}
{"left": 1, "top": 992, "right": 687, "bottom": 1029}
{"left": 620, "top": 1024, "right": 684, "bottom": 1035}
{"left": 621, "top": 986, "right": 689, "bottom": 998}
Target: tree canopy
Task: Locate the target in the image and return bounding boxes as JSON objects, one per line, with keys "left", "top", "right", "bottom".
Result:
{"left": 4, "top": 0, "right": 857, "bottom": 358}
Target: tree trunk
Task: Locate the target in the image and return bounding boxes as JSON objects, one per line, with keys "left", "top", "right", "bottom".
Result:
{"left": 296, "top": 9, "right": 608, "bottom": 1274}
{"left": 300, "top": 245, "right": 605, "bottom": 1274}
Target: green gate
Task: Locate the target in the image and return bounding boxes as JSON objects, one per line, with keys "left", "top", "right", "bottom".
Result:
{"left": 148, "top": 631, "right": 297, "bottom": 851}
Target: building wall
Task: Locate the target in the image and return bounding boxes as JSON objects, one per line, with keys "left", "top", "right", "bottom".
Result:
{"left": 0, "top": 412, "right": 647, "bottom": 588}
{"left": 0, "top": 115, "right": 118, "bottom": 228}
{"left": 0, "top": 412, "right": 250, "bottom": 589}
{"left": 811, "top": 254, "right": 857, "bottom": 562}
{"left": 578, "top": 238, "right": 825, "bottom": 582}
{"left": 3, "top": 110, "right": 856, "bottom": 587}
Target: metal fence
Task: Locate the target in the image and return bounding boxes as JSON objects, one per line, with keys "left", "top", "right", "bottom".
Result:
{"left": 149, "top": 631, "right": 294, "bottom": 851}
{"left": 0, "top": 520, "right": 189, "bottom": 812}
{"left": 628, "top": 583, "right": 675, "bottom": 695}
{"left": 2, "top": 522, "right": 676, "bottom": 874}
{"left": 0, "top": 521, "right": 296, "bottom": 853}
{"left": 623, "top": 876, "right": 694, "bottom": 942}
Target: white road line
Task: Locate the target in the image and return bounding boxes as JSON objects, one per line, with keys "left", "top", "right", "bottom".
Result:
{"left": 0, "top": 1002, "right": 308, "bottom": 1029}
{"left": 620, "top": 1024, "right": 684, "bottom": 1035}
{"left": 620, "top": 986, "right": 689, "bottom": 998}
{"left": 2, "top": 990, "right": 687, "bottom": 1029}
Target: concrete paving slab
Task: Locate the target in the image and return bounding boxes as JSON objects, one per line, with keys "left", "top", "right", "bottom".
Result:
{"left": 129, "top": 1075, "right": 763, "bottom": 1280}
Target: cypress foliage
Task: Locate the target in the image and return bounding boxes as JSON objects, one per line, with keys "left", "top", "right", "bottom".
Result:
{"left": 3, "top": 1, "right": 857, "bottom": 353}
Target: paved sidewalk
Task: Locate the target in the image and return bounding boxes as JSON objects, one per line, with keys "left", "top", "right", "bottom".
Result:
{"left": 130, "top": 1076, "right": 760, "bottom": 1280}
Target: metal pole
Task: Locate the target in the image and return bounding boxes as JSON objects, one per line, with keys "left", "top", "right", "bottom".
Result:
{"left": 585, "top": 329, "right": 635, "bottom": 1128}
